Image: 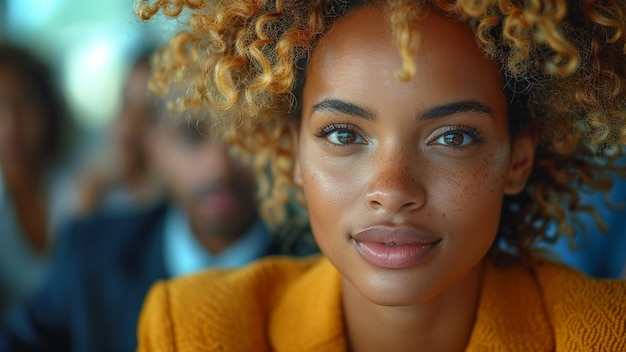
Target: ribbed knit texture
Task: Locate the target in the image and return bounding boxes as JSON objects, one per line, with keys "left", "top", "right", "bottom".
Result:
{"left": 137, "top": 256, "right": 626, "bottom": 351}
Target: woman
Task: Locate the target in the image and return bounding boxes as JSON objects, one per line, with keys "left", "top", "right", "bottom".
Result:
{"left": 0, "top": 44, "right": 73, "bottom": 321}
{"left": 136, "top": 0, "right": 626, "bottom": 350}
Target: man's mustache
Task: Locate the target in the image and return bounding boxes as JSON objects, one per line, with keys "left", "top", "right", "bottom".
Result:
{"left": 188, "top": 180, "right": 241, "bottom": 202}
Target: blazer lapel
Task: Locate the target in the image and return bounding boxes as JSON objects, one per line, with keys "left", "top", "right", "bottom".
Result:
{"left": 269, "top": 258, "right": 348, "bottom": 352}
{"left": 466, "top": 260, "right": 554, "bottom": 351}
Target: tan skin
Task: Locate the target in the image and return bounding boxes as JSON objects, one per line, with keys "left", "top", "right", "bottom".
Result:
{"left": 293, "top": 6, "right": 535, "bottom": 351}
{"left": 112, "top": 62, "right": 154, "bottom": 183}
{"left": 148, "top": 120, "right": 258, "bottom": 254}
{"left": 0, "top": 66, "right": 49, "bottom": 253}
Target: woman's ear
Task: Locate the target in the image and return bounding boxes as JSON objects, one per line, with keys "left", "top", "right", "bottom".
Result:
{"left": 291, "top": 123, "right": 303, "bottom": 186}
{"left": 504, "top": 134, "right": 536, "bottom": 195}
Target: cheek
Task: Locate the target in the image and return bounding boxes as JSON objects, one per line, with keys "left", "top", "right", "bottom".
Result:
{"left": 470, "top": 151, "right": 510, "bottom": 195}
{"left": 426, "top": 145, "right": 510, "bottom": 223}
{"left": 161, "top": 151, "right": 193, "bottom": 183}
{"left": 301, "top": 161, "right": 356, "bottom": 222}
{"left": 298, "top": 146, "right": 366, "bottom": 244}
{"left": 169, "top": 167, "right": 201, "bottom": 203}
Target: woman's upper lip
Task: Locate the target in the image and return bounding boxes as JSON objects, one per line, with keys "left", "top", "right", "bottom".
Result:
{"left": 352, "top": 224, "right": 441, "bottom": 245}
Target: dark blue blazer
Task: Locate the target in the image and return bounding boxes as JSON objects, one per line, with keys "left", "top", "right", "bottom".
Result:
{"left": 0, "top": 204, "right": 317, "bottom": 352}
{"left": 0, "top": 204, "right": 170, "bottom": 352}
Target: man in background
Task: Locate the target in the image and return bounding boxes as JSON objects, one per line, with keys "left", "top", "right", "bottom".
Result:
{"left": 0, "top": 87, "right": 317, "bottom": 352}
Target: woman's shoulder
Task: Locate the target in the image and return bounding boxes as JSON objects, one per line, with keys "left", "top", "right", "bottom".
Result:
{"left": 472, "top": 258, "right": 626, "bottom": 350}
{"left": 137, "top": 255, "right": 324, "bottom": 352}
{"left": 532, "top": 260, "right": 626, "bottom": 348}
{"left": 532, "top": 259, "right": 626, "bottom": 301}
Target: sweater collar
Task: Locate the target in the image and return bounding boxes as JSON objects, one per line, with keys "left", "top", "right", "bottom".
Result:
{"left": 269, "top": 258, "right": 554, "bottom": 351}
{"left": 269, "top": 258, "right": 347, "bottom": 351}
{"left": 466, "top": 260, "right": 554, "bottom": 350}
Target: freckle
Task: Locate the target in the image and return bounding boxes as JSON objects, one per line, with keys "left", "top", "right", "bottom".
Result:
{"left": 442, "top": 213, "right": 446, "bottom": 218}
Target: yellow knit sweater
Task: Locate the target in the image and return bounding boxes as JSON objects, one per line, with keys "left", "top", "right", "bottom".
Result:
{"left": 137, "top": 256, "right": 626, "bottom": 351}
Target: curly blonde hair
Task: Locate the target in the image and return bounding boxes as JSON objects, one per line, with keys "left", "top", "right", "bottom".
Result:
{"left": 137, "top": 0, "right": 626, "bottom": 262}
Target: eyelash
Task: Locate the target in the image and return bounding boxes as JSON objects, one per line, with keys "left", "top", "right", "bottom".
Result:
{"left": 313, "top": 123, "right": 485, "bottom": 149}
{"left": 431, "top": 125, "right": 485, "bottom": 148}
{"left": 314, "top": 123, "right": 366, "bottom": 145}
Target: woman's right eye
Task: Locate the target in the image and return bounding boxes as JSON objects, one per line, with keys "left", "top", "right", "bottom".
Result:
{"left": 326, "top": 129, "right": 363, "bottom": 145}
{"left": 315, "top": 123, "right": 366, "bottom": 146}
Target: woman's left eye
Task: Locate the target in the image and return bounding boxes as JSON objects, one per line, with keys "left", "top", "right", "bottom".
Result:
{"left": 432, "top": 128, "right": 482, "bottom": 148}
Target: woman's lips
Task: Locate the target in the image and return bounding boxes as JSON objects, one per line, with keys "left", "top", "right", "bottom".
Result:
{"left": 351, "top": 225, "right": 441, "bottom": 269}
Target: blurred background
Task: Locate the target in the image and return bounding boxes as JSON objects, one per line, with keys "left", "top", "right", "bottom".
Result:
{"left": 0, "top": 0, "right": 181, "bottom": 325}
{"left": 1, "top": 0, "right": 173, "bottom": 132}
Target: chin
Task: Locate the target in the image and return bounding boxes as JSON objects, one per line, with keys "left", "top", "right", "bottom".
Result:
{"left": 347, "top": 268, "right": 444, "bottom": 307}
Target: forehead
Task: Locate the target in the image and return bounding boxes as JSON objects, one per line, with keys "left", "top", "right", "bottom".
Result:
{"left": 310, "top": 6, "right": 502, "bottom": 83}
{"left": 303, "top": 6, "right": 506, "bottom": 115}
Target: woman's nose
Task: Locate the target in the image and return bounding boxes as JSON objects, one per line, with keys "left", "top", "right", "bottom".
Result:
{"left": 365, "top": 146, "right": 425, "bottom": 214}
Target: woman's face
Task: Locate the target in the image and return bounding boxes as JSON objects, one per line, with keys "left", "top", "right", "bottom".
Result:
{"left": 0, "top": 66, "right": 47, "bottom": 167}
{"left": 295, "top": 6, "right": 534, "bottom": 306}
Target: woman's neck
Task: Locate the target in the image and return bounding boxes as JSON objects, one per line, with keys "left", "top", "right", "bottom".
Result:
{"left": 342, "top": 261, "right": 484, "bottom": 352}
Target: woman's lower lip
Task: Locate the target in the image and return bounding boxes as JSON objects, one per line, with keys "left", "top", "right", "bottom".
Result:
{"left": 353, "top": 240, "right": 440, "bottom": 269}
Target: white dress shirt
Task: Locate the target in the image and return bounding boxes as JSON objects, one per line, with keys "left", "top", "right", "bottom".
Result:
{"left": 163, "top": 206, "right": 271, "bottom": 277}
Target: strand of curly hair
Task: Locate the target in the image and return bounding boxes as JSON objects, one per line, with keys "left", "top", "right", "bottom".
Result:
{"left": 136, "top": 0, "right": 626, "bottom": 263}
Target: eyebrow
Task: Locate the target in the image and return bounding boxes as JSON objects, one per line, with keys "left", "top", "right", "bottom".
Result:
{"left": 311, "top": 99, "right": 375, "bottom": 121}
{"left": 419, "top": 101, "right": 493, "bottom": 120}
{"left": 310, "top": 99, "right": 492, "bottom": 121}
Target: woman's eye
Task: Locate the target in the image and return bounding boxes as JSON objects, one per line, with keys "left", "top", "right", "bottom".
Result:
{"left": 326, "top": 129, "right": 364, "bottom": 145}
{"left": 433, "top": 130, "right": 478, "bottom": 147}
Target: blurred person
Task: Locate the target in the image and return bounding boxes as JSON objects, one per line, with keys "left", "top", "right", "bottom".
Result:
{"left": 73, "top": 52, "right": 164, "bottom": 216}
{"left": 0, "top": 95, "right": 318, "bottom": 352}
{"left": 0, "top": 43, "right": 75, "bottom": 323}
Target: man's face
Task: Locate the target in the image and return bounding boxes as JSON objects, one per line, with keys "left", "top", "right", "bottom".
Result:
{"left": 151, "top": 120, "right": 258, "bottom": 239}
